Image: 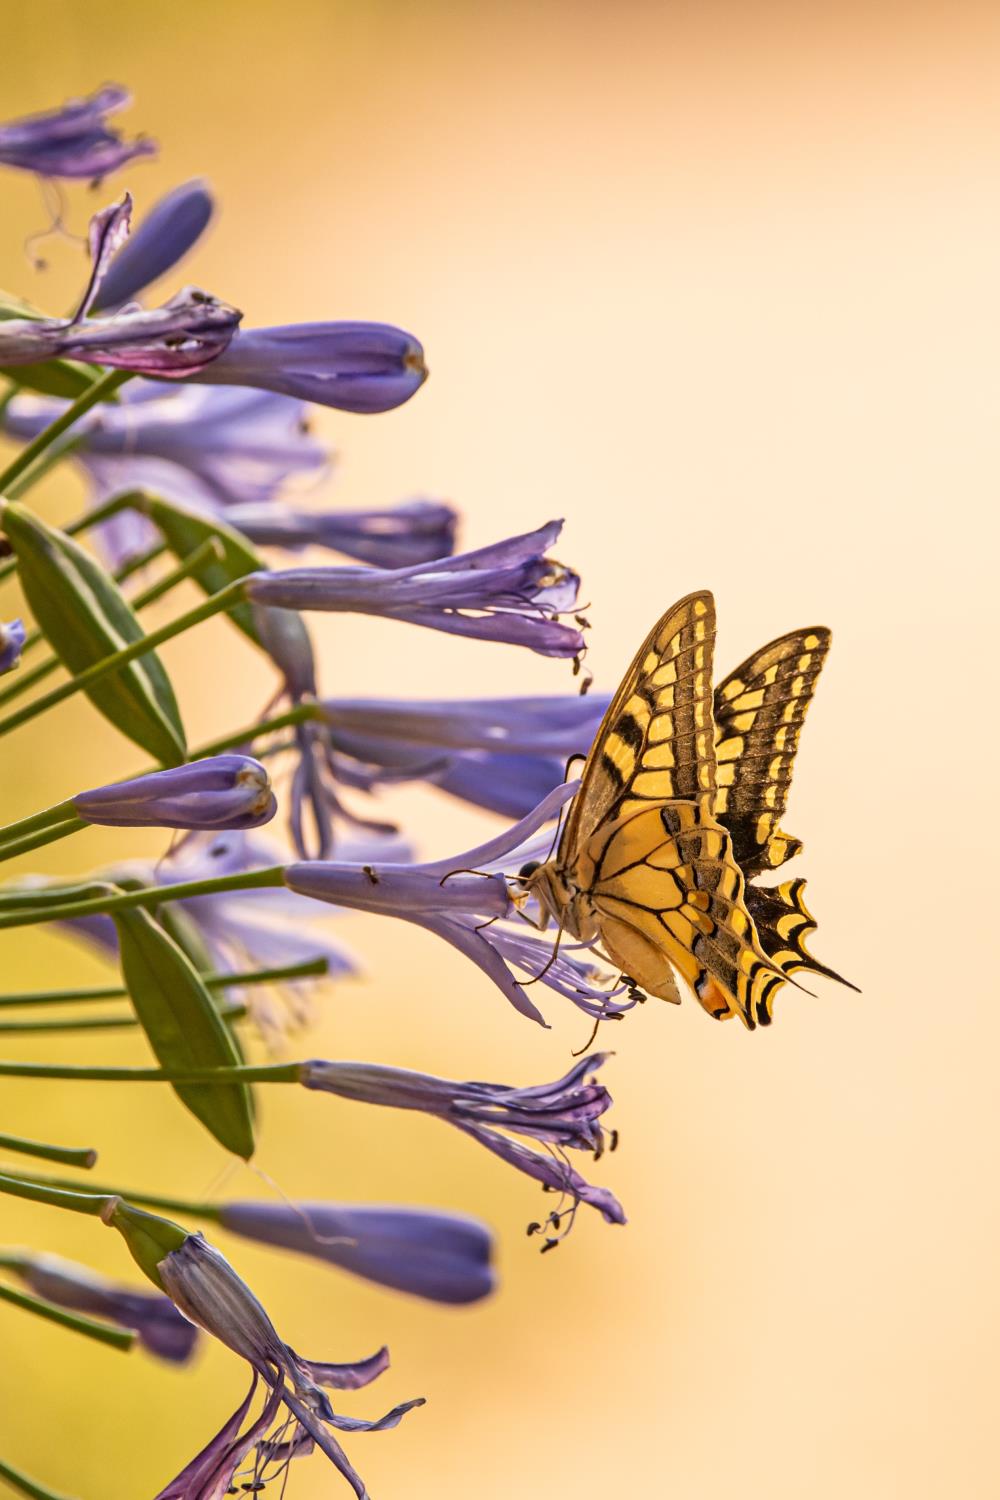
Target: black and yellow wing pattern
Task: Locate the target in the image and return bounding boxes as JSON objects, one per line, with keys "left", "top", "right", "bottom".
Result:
{"left": 552, "top": 592, "right": 790, "bottom": 1028}
{"left": 713, "top": 627, "right": 831, "bottom": 877}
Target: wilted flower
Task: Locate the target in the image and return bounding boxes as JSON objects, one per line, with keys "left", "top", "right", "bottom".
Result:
{"left": 91, "top": 179, "right": 214, "bottom": 311}
{"left": 320, "top": 690, "right": 608, "bottom": 817}
{"left": 227, "top": 497, "right": 458, "bottom": 569}
{"left": 0, "top": 84, "right": 155, "bottom": 181}
{"left": 300, "top": 1053, "right": 625, "bottom": 1239}
{"left": 0, "top": 196, "right": 240, "bottom": 377}
{"left": 0, "top": 618, "right": 25, "bottom": 675}
{"left": 0, "top": 1249, "right": 198, "bottom": 1363}
{"left": 136, "top": 1221, "right": 423, "bottom": 1498}
{"left": 216, "top": 1201, "right": 495, "bottom": 1305}
{"left": 245, "top": 521, "right": 586, "bottom": 658}
{"left": 71, "top": 755, "right": 277, "bottom": 831}
{"left": 284, "top": 782, "right": 632, "bottom": 1025}
{"left": 191, "top": 321, "right": 427, "bottom": 413}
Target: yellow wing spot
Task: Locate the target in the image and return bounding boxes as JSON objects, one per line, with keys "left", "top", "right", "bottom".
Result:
{"left": 732, "top": 687, "right": 766, "bottom": 711}
{"left": 643, "top": 742, "right": 679, "bottom": 770}
{"left": 764, "top": 785, "right": 778, "bottom": 807}
{"left": 762, "top": 663, "right": 780, "bottom": 686}
{"left": 716, "top": 762, "right": 735, "bottom": 787}
{"left": 720, "top": 677, "right": 745, "bottom": 702}
{"left": 651, "top": 675, "right": 675, "bottom": 700}
{"left": 631, "top": 770, "right": 678, "bottom": 798}
{"left": 774, "top": 726, "right": 788, "bottom": 750}
{"left": 755, "top": 813, "right": 773, "bottom": 845}
{"left": 803, "top": 633, "right": 821, "bottom": 649}
{"left": 715, "top": 734, "right": 743, "bottom": 763}
{"left": 693, "top": 598, "right": 709, "bottom": 618}
{"left": 768, "top": 755, "right": 784, "bottom": 780}
{"left": 790, "top": 675, "right": 805, "bottom": 697}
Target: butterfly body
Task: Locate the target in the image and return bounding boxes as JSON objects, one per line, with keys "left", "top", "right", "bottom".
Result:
{"left": 522, "top": 591, "right": 853, "bottom": 1029}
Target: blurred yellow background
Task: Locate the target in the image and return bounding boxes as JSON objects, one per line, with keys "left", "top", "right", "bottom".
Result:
{"left": 0, "top": 1, "right": 997, "bottom": 1495}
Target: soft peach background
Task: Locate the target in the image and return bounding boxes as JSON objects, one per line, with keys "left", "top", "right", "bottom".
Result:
{"left": 0, "top": 2, "right": 997, "bottom": 1496}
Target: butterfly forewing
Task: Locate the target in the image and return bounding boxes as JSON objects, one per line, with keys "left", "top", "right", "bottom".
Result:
{"left": 713, "top": 626, "right": 830, "bottom": 877}
{"left": 558, "top": 590, "right": 718, "bottom": 865}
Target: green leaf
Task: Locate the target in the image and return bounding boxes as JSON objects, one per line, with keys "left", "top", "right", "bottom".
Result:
{"left": 113, "top": 907, "right": 255, "bottom": 1160}
{"left": 0, "top": 502, "right": 186, "bottom": 764}
{"left": 133, "top": 494, "right": 266, "bottom": 647}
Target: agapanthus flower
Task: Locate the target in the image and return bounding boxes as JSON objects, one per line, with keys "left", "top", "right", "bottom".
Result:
{"left": 0, "top": 1249, "right": 198, "bottom": 1363}
{"left": 284, "top": 782, "right": 632, "bottom": 1025}
{"left": 2, "top": 382, "right": 328, "bottom": 569}
{"left": 0, "top": 84, "right": 155, "bottom": 181}
{"left": 320, "top": 690, "right": 608, "bottom": 817}
{"left": 71, "top": 755, "right": 277, "bottom": 831}
{"left": 148, "top": 1226, "right": 423, "bottom": 1498}
{"left": 0, "top": 618, "right": 26, "bottom": 675}
{"left": 226, "top": 497, "right": 458, "bottom": 568}
{"left": 245, "top": 521, "right": 586, "bottom": 658}
{"left": 91, "top": 179, "right": 215, "bottom": 311}
{"left": 0, "top": 196, "right": 240, "bottom": 378}
{"left": 216, "top": 1201, "right": 495, "bottom": 1304}
{"left": 191, "top": 321, "right": 427, "bottom": 413}
{"left": 300, "top": 1053, "right": 625, "bottom": 1239}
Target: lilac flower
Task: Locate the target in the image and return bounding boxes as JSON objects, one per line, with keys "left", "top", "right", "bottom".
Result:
{"left": 0, "top": 618, "right": 26, "bottom": 675}
{"left": 92, "top": 179, "right": 215, "bottom": 311}
{"left": 226, "top": 497, "right": 458, "bottom": 568}
{"left": 71, "top": 756, "right": 277, "bottom": 831}
{"left": 216, "top": 1201, "right": 495, "bottom": 1304}
{"left": 191, "top": 321, "right": 427, "bottom": 413}
{"left": 2, "top": 382, "right": 328, "bottom": 570}
{"left": 284, "top": 782, "right": 632, "bottom": 1026}
{"left": 152, "top": 1229, "right": 423, "bottom": 1498}
{"left": 0, "top": 84, "right": 155, "bottom": 181}
{"left": 300, "top": 1053, "right": 625, "bottom": 1239}
{"left": 0, "top": 196, "right": 240, "bottom": 377}
{"left": 320, "top": 691, "right": 608, "bottom": 817}
{"left": 245, "top": 521, "right": 586, "bottom": 658}
{"left": 0, "top": 1249, "right": 198, "bottom": 1362}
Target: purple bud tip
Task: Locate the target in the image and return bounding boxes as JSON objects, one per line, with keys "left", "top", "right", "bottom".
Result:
{"left": 72, "top": 754, "right": 277, "bottom": 830}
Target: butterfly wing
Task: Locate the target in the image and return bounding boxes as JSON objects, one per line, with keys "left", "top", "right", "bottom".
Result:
{"left": 713, "top": 627, "right": 831, "bottom": 877}
{"left": 743, "top": 877, "right": 858, "bottom": 1005}
{"left": 580, "top": 800, "right": 789, "bottom": 1028}
{"left": 557, "top": 590, "right": 718, "bottom": 865}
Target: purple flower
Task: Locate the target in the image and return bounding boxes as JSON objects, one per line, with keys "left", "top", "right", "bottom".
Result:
{"left": 245, "top": 521, "right": 586, "bottom": 658}
{"left": 1, "top": 1249, "right": 198, "bottom": 1363}
{"left": 216, "top": 1201, "right": 495, "bottom": 1305}
{"left": 226, "top": 497, "right": 458, "bottom": 568}
{"left": 0, "top": 84, "right": 155, "bottom": 181}
{"left": 154, "top": 1231, "right": 423, "bottom": 1498}
{"left": 191, "top": 321, "right": 427, "bottom": 413}
{"left": 3, "top": 382, "right": 328, "bottom": 570}
{"left": 0, "top": 618, "right": 26, "bottom": 675}
{"left": 284, "top": 782, "right": 632, "bottom": 1026}
{"left": 71, "top": 756, "right": 277, "bottom": 831}
{"left": 0, "top": 196, "right": 240, "bottom": 377}
{"left": 300, "top": 1053, "right": 625, "bottom": 1240}
{"left": 320, "top": 691, "right": 608, "bottom": 817}
{"left": 92, "top": 179, "right": 215, "bottom": 311}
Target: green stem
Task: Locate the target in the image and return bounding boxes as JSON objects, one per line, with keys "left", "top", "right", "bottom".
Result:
{"left": 0, "top": 800, "right": 74, "bottom": 850}
{"left": 0, "top": 1170, "right": 111, "bottom": 1216}
{"left": 0, "top": 576, "right": 246, "bottom": 742}
{"left": 0, "top": 1004, "right": 244, "bottom": 1035}
{"left": 0, "top": 1060, "right": 303, "bottom": 1085}
{"left": 0, "top": 1133, "right": 95, "bottom": 1170}
{"left": 192, "top": 700, "right": 322, "bottom": 760}
{"left": 0, "top": 865, "right": 286, "bottom": 932}
{"left": 0, "top": 653, "right": 59, "bottom": 710}
{"left": 0, "top": 1171, "right": 221, "bottom": 1224}
{"left": 0, "top": 370, "right": 129, "bottom": 493}
{"left": 6, "top": 435, "right": 81, "bottom": 501}
{"left": 0, "top": 1454, "right": 76, "bottom": 1500}
{"left": 0, "top": 817, "right": 87, "bottom": 866}
{"left": 0, "top": 1280, "right": 135, "bottom": 1351}
{"left": 0, "top": 957, "right": 330, "bottom": 1009}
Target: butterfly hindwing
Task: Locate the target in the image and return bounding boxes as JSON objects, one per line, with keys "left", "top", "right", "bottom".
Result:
{"left": 581, "top": 800, "right": 788, "bottom": 1028}
{"left": 743, "top": 877, "right": 857, "bottom": 1005}
{"left": 558, "top": 590, "right": 718, "bottom": 864}
{"left": 713, "top": 626, "right": 831, "bottom": 878}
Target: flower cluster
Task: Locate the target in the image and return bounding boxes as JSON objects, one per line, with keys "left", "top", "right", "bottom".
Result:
{"left": 0, "top": 83, "right": 626, "bottom": 1500}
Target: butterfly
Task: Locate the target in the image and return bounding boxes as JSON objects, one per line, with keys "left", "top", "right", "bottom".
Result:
{"left": 519, "top": 590, "right": 854, "bottom": 1029}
